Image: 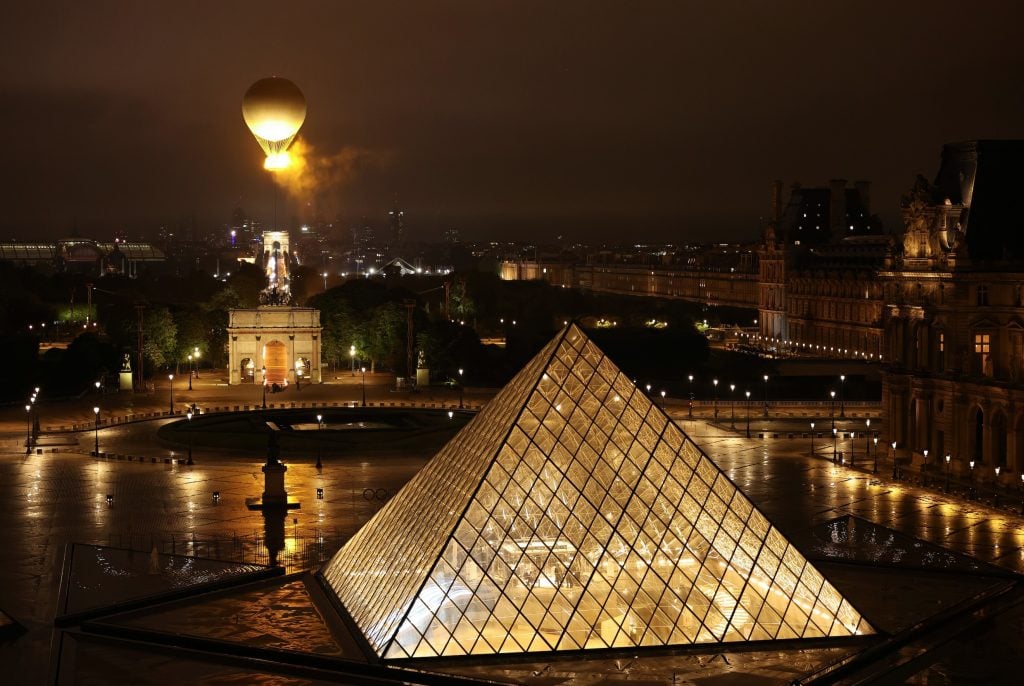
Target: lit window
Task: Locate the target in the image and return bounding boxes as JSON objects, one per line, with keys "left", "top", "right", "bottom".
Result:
{"left": 974, "top": 333, "right": 991, "bottom": 374}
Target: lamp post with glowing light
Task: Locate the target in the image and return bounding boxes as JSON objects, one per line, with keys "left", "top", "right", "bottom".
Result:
{"left": 891, "top": 441, "right": 899, "bottom": 479}
{"left": 168, "top": 374, "right": 174, "bottom": 414}
{"left": 744, "top": 390, "right": 751, "bottom": 437}
{"left": 186, "top": 411, "right": 194, "bottom": 465}
{"left": 660, "top": 390, "right": 666, "bottom": 407}
{"left": 922, "top": 449, "right": 929, "bottom": 487}
{"left": 829, "top": 390, "right": 836, "bottom": 430}
{"left": 24, "top": 405, "right": 31, "bottom": 454}
{"left": 712, "top": 379, "right": 719, "bottom": 420}
{"left": 322, "top": 271, "right": 329, "bottom": 290}
{"left": 969, "top": 460, "right": 976, "bottom": 499}
{"left": 944, "top": 454, "right": 951, "bottom": 492}
{"left": 839, "top": 374, "right": 846, "bottom": 417}
{"left": 193, "top": 347, "right": 201, "bottom": 378}
{"left": 864, "top": 419, "right": 871, "bottom": 464}
{"left": 350, "top": 345, "right": 356, "bottom": 376}
{"left": 832, "top": 427, "right": 838, "bottom": 463}
{"left": 994, "top": 466, "right": 1001, "bottom": 506}
{"left": 762, "top": 374, "right": 769, "bottom": 417}
{"left": 93, "top": 406, "right": 100, "bottom": 455}
{"left": 316, "top": 413, "right": 323, "bottom": 470}
{"left": 295, "top": 360, "right": 302, "bottom": 391}
{"left": 810, "top": 422, "right": 816, "bottom": 457}
{"left": 729, "top": 383, "right": 736, "bottom": 429}
{"left": 361, "top": 367, "right": 367, "bottom": 407}
{"left": 187, "top": 354, "right": 194, "bottom": 390}
{"left": 687, "top": 374, "right": 694, "bottom": 419}
{"left": 872, "top": 437, "right": 878, "bottom": 473}
{"left": 458, "top": 368, "right": 465, "bottom": 409}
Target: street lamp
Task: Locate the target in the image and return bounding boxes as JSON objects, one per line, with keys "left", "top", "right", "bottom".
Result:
{"left": 295, "top": 360, "right": 302, "bottom": 391}
{"left": 729, "top": 383, "right": 736, "bottom": 428}
{"left": 945, "top": 453, "right": 951, "bottom": 492}
{"left": 194, "top": 348, "right": 201, "bottom": 378}
{"left": 872, "top": 436, "right": 878, "bottom": 473}
{"left": 864, "top": 419, "right": 871, "bottom": 463}
{"left": 186, "top": 411, "right": 193, "bottom": 465}
{"left": 969, "top": 460, "right": 975, "bottom": 498}
{"left": 322, "top": 271, "right": 329, "bottom": 290}
{"left": 316, "top": 413, "right": 323, "bottom": 470}
{"left": 458, "top": 368, "right": 465, "bottom": 409}
{"left": 350, "top": 345, "right": 356, "bottom": 376}
{"left": 832, "top": 427, "right": 838, "bottom": 463}
{"left": 95, "top": 380, "right": 101, "bottom": 394}
{"left": 687, "top": 374, "right": 694, "bottom": 419}
{"left": 922, "top": 449, "right": 929, "bottom": 487}
{"left": 744, "top": 390, "right": 751, "bottom": 437}
{"left": 93, "top": 406, "right": 100, "bottom": 455}
{"left": 361, "top": 367, "right": 367, "bottom": 407}
{"left": 994, "top": 466, "right": 1001, "bottom": 507}
{"left": 762, "top": 374, "right": 769, "bottom": 417}
{"left": 891, "top": 441, "right": 898, "bottom": 479}
{"left": 839, "top": 374, "right": 846, "bottom": 418}
{"left": 712, "top": 378, "right": 719, "bottom": 420}
{"left": 24, "top": 404, "right": 31, "bottom": 454}
{"left": 261, "top": 366, "right": 267, "bottom": 409}
{"left": 829, "top": 390, "right": 836, "bottom": 430}
{"left": 187, "top": 354, "right": 193, "bottom": 391}
{"left": 810, "top": 422, "right": 815, "bottom": 457}
{"left": 168, "top": 374, "right": 174, "bottom": 414}
{"left": 660, "top": 390, "right": 666, "bottom": 407}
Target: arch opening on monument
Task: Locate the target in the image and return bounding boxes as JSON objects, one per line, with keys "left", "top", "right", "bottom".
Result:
{"left": 263, "top": 341, "right": 289, "bottom": 386}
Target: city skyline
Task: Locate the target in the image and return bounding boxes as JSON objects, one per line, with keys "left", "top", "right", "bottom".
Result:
{"left": 3, "top": 2, "right": 1024, "bottom": 242}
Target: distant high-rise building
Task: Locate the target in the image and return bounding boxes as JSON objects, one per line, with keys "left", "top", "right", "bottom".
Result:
{"left": 386, "top": 206, "right": 405, "bottom": 259}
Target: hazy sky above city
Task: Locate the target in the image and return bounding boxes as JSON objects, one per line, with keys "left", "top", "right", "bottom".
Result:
{"left": 3, "top": 1, "right": 1024, "bottom": 243}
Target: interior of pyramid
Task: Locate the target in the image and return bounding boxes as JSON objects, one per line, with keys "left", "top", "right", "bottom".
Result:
{"left": 320, "top": 324, "right": 872, "bottom": 659}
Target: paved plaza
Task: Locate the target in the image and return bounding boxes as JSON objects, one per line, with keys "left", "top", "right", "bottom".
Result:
{"left": 1, "top": 381, "right": 1023, "bottom": 682}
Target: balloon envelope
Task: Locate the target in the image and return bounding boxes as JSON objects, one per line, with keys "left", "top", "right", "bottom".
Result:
{"left": 242, "top": 77, "right": 306, "bottom": 157}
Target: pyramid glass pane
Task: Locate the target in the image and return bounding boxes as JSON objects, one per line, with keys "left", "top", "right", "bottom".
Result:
{"left": 321, "top": 324, "right": 872, "bottom": 659}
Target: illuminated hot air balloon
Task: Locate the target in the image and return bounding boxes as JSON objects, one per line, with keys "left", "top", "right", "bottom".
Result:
{"left": 242, "top": 77, "right": 306, "bottom": 170}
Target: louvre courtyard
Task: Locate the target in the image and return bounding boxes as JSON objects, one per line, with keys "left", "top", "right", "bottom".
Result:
{"left": 1, "top": 358, "right": 1022, "bottom": 683}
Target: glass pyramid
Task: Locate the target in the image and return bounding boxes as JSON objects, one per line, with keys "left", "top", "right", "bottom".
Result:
{"left": 321, "top": 324, "right": 872, "bottom": 659}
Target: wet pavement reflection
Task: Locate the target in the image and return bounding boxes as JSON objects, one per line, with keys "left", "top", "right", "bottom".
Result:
{"left": 3, "top": 415, "right": 1024, "bottom": 683}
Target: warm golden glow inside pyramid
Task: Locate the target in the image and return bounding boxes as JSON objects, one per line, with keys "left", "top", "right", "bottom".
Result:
{"left": 321, "top": 324, "right": 872, "bottom": 659}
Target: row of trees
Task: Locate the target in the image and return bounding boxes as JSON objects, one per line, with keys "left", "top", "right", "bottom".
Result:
{"left": 0, "top": 255, "right": 721, "bottom": 400}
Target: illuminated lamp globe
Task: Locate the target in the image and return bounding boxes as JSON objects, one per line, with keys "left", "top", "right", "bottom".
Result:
{"left": 241, "top": 77, "right": 306, "bottom": 166}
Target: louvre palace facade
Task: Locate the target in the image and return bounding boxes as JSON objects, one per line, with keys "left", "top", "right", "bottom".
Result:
{"left": 501, "top": 140, "right": 1024, "bottom": 482}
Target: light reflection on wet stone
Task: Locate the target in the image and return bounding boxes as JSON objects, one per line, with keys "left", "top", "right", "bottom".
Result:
{"left": 115, "top": 579, "right": 344, "bottom": 656}
{"left": 64, "top": 544, "right": 265, "bottom": 615}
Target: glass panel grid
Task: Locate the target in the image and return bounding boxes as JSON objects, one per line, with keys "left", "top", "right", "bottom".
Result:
{"left": 322, "top": 323, "right": 871, "bottom": 658}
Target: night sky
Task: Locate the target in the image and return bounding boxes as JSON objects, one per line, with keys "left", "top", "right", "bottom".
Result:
{"left": 3, "top": 1, "right": 1024, "bottom": 243}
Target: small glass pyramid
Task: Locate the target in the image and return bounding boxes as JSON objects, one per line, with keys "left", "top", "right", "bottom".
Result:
{"left": 321, "top": 324, "right": 872, "bottom": 659}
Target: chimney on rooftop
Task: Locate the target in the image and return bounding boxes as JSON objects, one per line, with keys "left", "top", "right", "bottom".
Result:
{"left": 770, "top": 180, "right": 783, "bottom": 226}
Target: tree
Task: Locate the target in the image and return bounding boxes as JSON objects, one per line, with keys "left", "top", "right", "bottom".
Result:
{"left": 172, "top": 307, "right": 206, "bottom": 373}
{"left": 365, "top": 301, "right": 405, "bottom": 372}
{"left": 141, "top": 307, "right": 177, "bottom": 370}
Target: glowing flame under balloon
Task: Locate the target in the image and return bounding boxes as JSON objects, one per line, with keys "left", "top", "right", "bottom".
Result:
{"left": 263, "top": 152, "right": 292, "bottom": 170}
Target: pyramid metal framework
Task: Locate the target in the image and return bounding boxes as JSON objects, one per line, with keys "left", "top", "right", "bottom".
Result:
{"left": 321, "top": 324, "right": 871, "bottom": 659}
